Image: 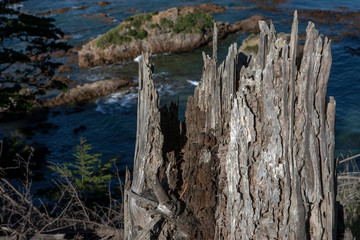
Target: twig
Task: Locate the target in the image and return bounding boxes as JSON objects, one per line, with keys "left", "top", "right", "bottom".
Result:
{"left": 57, "top": 166, "right": 91, "bottom": 223}
{"left": 338, "top": 153, "right": 360, "bottom": 164}
{"left": 0, "top": 185, "right": 27, "bottom": 212}
{"left": 39, "top": 198, "right": 73, "bottom": 233}
{"left": 0, "top": 179, "right": 44, "bottom": 218}
{"left": 338, "top": 175, "right": 360, "bottom": 180}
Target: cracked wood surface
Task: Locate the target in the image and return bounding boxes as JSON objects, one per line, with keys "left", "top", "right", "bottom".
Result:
{"left": 125, "top": 11, "right": 336, "bottom": 239}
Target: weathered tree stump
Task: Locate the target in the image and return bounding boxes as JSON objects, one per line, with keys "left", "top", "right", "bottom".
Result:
{"left": 124, "top": 11, "right": 337, "bottom": 239}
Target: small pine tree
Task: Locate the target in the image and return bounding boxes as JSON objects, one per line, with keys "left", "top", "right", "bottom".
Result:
{"left": 50, "top": 137, "right": 115, "bottom": 199}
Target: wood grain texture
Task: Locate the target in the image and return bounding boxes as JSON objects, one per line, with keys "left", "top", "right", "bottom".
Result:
{"left": 125, "top": 11, "right": 337, "bottom": 239}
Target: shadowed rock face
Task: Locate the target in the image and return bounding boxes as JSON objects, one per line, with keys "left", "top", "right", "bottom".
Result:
{"left": 36, "top": 78, "right": 136, "bottom": 108}
{"left": 78, "top": 4, "right": 264, "bottom": 68}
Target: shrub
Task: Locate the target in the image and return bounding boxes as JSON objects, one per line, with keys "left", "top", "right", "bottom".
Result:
{"left": 96, "top": 25, "right": 131, "bottom": 49}
{"left": 136, "top": 29, "right": 148, "bottom": 39}
{"left": 172, "top": 9, "right": 213, "bottom": 34}
{"left": 49, "top": 137, "right": 116, "bottom": 199}
{"left": 127, "top": 29, "right": 138, "bottom": 37}
{"left": 127, "top": 29, "right": 148, "bottom": 39}
{"left": 160, "top": 18, "right": 173, "bottom": 29}
{"left": 125, "top": 11, "right": 158, "bottom": 29}
{"left": 150, "top": 23, "right": 160, "bottom": 29}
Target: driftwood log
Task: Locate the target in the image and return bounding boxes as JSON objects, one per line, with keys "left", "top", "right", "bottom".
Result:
{"left": 124, "top": 11, "right": 337, "bottom": 239}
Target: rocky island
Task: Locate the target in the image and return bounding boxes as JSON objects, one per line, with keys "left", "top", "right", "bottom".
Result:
{"left": 79, "top": 3, "right": 264, "bottom": 68}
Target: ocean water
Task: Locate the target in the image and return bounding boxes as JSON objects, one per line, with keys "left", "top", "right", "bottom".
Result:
{"left": 1, "top": 0, "right": 360, "bottom": 178}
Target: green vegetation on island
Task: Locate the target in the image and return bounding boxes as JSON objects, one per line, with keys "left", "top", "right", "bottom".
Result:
{"left": 95, "top": 8, "right": 214, "bottom": 49}
{"left": 172, "top": 9, "right": 213, "bottom": 34}
{"left": 95, "top": 11, "right": 158, "bottom": 48}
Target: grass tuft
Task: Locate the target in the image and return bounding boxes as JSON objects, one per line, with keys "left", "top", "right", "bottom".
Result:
{"left": 172, "top": 9, "right": 213, "bottom": 34}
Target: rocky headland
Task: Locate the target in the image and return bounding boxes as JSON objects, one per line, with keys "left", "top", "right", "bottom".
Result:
{"left": 78, "top": 3, "right": 264, "bottom": 68}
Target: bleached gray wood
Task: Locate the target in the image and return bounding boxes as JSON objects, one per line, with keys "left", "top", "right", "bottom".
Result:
{"left": 126, "top": 11, "right": 337, "bottom": 239}
{"left": 211, "top": 11, "right": 335, "bottom": 240}
{"left": 124, "top": 53, "right": 178, "bottom": 240}
{"left": 213, "top": 21, "right": 218, "bottom": 63}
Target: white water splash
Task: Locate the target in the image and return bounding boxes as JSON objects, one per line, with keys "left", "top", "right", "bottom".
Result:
{"left": 187, "top": 80, "right": 199, "bottom": 86}
{"left": 153, "top": 72, "right": 169, "bottom": 78}
{"left": 134, "top": 55, "right": 142, "bottom": 62}
{"left": 95, "top": 90, "right": 137, "bottom": 114}
{"left": 72, "top": 33, "right": 84, "bottom": 39}
{"left": 156, "top": 83, "right": 175, "bottom": 96}
{"left": 8, "top": 3, "right": 23, "bottom": 10}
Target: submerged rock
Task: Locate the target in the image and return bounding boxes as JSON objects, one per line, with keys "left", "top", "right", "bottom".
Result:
{"left": 57, "top": 65, "right": 72, "bottom": 73}
{"left": 98, "top": 1, "right": 111, "bottom": 6}
{"left": 40, "top": 76, "right": 75, "bottom": 91}
{"left": 78, "top": 4, "right": 264, "bottom": 68}
{"left": 192, "top": 3, "right": 226, "bottom": 14}
{"left": 82, "top": 13, "right": 115, "bottom": 24}
{"left": 73, "top": 125, "right": 86, "bottom": 134}
{"left": 36, "top": 5, "right": 87, "bottom": 16}
{"left": 127, "top": 8, "right": 139, "bottom": 13}
{"left": 36, "top": 78, "right": 137, "bottom": 108}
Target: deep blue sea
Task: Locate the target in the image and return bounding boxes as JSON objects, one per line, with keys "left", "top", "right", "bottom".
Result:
{"left": 1, "top": 0, "right": 360, "bottom": 181}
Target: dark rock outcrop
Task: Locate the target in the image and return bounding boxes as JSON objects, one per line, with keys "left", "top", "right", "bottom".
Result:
{"left": 230, "top": 15, "right": 264, "bottom": 33}
{"left": 57, "top": 65, "right": 72, "bottom": 73}
{"left": 98, "top": 1, "right": 110, "bottom": 6}
{"left": 36, "top": 78, "right": 136, "bottom": 108}
{"left": 40, "top": 76, "right": 75, "bottom": 91}
{"left": 73, "top": 125, "right": 86, "bottom": 134}
{"left": 82, "top": 13, "right": 115, "bottom": 24}
{"left": 36, "top": 5, "right": 87, "bottom": 16}
{"left": 190, "top": 3, "right": 226, "bottom": 14}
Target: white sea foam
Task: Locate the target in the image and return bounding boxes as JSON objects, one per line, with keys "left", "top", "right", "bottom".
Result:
{"left": 95, "top": 101, "right": 106, "bottom": 114}
{"left": 152, "top": 53, "right": 171, "bottom": 57}
{"left": 152, "top": 72, "right": 169, "bottom": 78}
{"left": 156, "top": 83, "right": 175, "bottom": 96}
{"left": 187, "top": 80, "right": 199, "bottom": 86}
{"left": 86, "top": 74, "right": 108, "bottom": 82}
{"left": 95, "top": 90, "right": 137, "bottom": 114}
{"left": 119, "top": 93, "right": 138, "bottom": 107}
{"left": 72, "top": 34, "right": 84, "bottom": 39}
{"left": 8, "top": 3, "right": 23, "bottom": 10}
{"left": 134, "top": 55, "right": 142, "bottom": 62}
{"left": 104, "top": 92, "right": 124, "bottom": 104}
